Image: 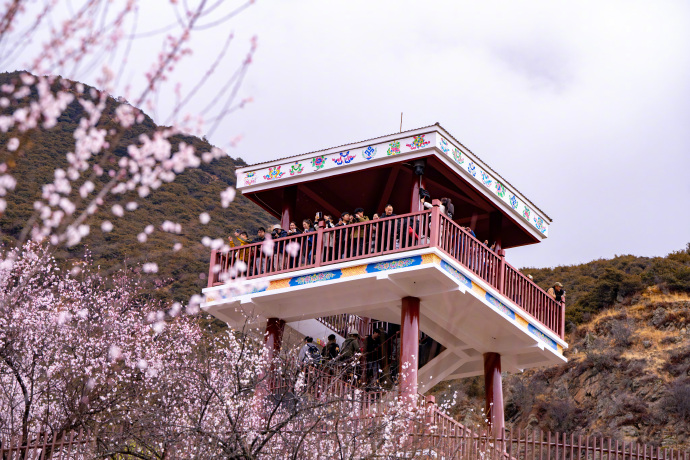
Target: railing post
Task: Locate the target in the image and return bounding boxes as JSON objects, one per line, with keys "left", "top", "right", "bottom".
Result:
{"left": 429, "top": 199, "right": 441, "bottom": 247}
{"left": 497, "top": 249, "right": 506, "bottom": 295}
{"left": 560, "top": 300, "right": 566, "bottom": 340}
{"left": 314, "top": 220, "right": 325, "bottom": 267}
{"left": 207, "top": 249, "right": 217, "bottom": 288}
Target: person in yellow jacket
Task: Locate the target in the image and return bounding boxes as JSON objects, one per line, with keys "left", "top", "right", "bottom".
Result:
{"left": 228, "top": 229, "right": 250, "bottom": 273}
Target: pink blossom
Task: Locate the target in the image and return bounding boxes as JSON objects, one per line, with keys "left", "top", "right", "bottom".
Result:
{"left": 6, "top": 137, "right": 19, "bottom": 151}
{"left": 220, "top": 186, "right": 236, "bottom": 208}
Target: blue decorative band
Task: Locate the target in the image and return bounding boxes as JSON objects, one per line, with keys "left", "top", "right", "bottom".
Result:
{"left": 528, "top": 324, "right": 558, "bottom": 350}
{"left": 439, "top": 260, "right": 473, "bottom": 289}
{"left": 289, "top": 269, "right": 342, "bottom": 286}
{"left": 485, "top": 292, "right": 516, "bottom": 320}
{"left": 366, "top": 255, "right": 422, "bottom": 273}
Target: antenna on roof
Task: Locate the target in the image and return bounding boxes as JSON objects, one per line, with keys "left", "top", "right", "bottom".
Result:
{"left": 400, "top": 112, "right": 403, "bottom": 133}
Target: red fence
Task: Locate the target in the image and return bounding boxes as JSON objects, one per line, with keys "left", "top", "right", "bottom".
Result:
{"left": 438, "top": 215, "right": 501, "bottom": 287}
{"left": 405, "top": 425, "right": 690, "bottom": 460}
{"left": 504, "top": 264, "right": 565, "bottom": 339}
{"left": 208, "top": 206, "right": 565, "bottom": 339}
{"left": 0, "top": 428, "right": 92, "bottom": 458}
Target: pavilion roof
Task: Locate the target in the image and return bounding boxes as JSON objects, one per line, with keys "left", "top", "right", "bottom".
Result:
{"left": 236, "top": 124, "right": 552, "bottom": 240}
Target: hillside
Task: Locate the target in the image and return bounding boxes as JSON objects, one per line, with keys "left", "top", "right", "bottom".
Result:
{"left": 431, "top": 247, "right": 690, "bottom": 450}
{"left": 0, "top": 71, "right": 275, "bottom": 301}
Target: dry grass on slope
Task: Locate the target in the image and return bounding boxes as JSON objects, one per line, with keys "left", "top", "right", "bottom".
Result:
{"left": 501, "top": 289, "right": 690, "bottom": 449}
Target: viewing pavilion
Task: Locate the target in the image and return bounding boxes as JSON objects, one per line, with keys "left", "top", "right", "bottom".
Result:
{"left": 201, "top": 123, "right": 567, "bottom": 434}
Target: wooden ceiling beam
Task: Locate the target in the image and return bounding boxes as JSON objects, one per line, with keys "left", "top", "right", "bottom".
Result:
{"left": 376, "top": 166, "right": 400, "bottom": 213}
{"left": 399, "top": 166, "right": 492, "bottom": 212}
{"left": 298, "top": 184, "right": 341, "bottom": 218}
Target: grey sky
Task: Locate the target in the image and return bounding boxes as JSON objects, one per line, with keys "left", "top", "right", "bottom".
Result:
{"left": 7, "top": 0, "right": 690, "bottom": 269}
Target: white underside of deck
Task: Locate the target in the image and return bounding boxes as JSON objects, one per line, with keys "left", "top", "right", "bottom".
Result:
{"left": 201, "top": 248, "right": 567, "bottom": 392}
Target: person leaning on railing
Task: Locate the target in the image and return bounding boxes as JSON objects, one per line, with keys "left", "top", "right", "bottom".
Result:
{"left": 301, "top": 219, "right": 315, "bottom": 263}
{"left": 547, "top": 282, "right": 566, "bottom": 303}
{"left": 227, "top": 229, "right": 250, "bottom": 276}
{"left": 378, "top": 204, "right": 398, "bottom": 252}
{"left": 335, "top": 211, "right": 352, "bottom": 258}
{"left": 321, "top": 214, "right": 336, "bottom": 261}
{"left": 352, "top": 208, "right": 370, "bottom": 256}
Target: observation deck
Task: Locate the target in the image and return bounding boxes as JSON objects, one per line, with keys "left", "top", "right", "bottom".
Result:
{"left": 201, "top": 124, "right": 567, "bottom": 433}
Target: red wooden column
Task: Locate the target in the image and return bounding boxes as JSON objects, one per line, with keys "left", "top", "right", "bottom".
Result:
{"left": 489, "top": 211, "right": 503, "bottom": 252}
{"left": 281, "top": 186, "right": 297, "bottom": 231}
{"left": 264, "top": 317, "right": 285, "bottom": 361}
{"left": 256, "top": 317, "right": 285, "bottom": 404}
{"left": 400, "top": 296, "right": 420, "bottom": 401}
{"left": 484, "top": 352, "right": 505, "bottom": 437}
{"left": 410, "top": 177, "right": 427, "bottom": 213}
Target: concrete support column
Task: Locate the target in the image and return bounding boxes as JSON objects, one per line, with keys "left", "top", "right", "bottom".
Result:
{"left": 483, "top": 352, "right": 505, "bottom": 437}
{"left": 281, "top": 186, "right": 297, "bottom": 231}
{"left": 400, "top": 296, "right": 420, "bottom": 400}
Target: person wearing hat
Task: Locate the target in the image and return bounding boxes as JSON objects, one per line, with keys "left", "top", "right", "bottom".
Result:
{"left": 336, "top": 328, "right": 361, "bottom": 363}
{"left": 547, "top": 282, "right": 566, "bottom": 303}
{"left": 271, "top": 223, "right": 287, "bottom": 239}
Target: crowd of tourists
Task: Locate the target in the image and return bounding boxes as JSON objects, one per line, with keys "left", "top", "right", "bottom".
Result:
{"left": 226, "top": 189, "right": 507, "bottom": 262}
{"left": 297, "top": 327, "right": 395, "bottom": 389}
{"left": 226, "top": 190, "right": 565, "bottom": 303}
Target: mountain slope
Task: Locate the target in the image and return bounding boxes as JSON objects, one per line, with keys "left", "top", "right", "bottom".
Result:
{"left": 0, "top": 71, "right": 275, "bottom": 301}
{"left": 431, "top": 247, "right": 690, "bottom": 450}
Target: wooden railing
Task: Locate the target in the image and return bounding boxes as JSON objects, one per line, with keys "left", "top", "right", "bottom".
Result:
{"left": 504, "top": 263, "right": 565, "bottom": 339}
{"left": 316, "top": 314, "right": 372, "bottom": 338}
{"left": 438, "top": 214, "right": 501, "bottom": 287}
{"left": 208, "top": 206, "right": 565, "bottom": 339}
{"left": 407, "top": 427, "right": 690, "bottom": 460}
{"left": 4, "top": 426, "right": 687, "bottom": 460}
{"left": 0, "top": 428, "right": 92, "bottom": 458}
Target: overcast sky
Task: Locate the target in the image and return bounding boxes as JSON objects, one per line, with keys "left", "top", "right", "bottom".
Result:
{"left": 7, "top": 0, "right": 690, "bottom": 270}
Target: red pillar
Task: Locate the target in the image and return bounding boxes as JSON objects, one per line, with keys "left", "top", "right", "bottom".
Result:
{"left": 281, "top": 186, "right": 297, "bottom": 231}
{"left": 264, "top": 317, "right": 285, "bottom": 361}
{"left": 410, "top": 177, "right": 426, "bottom": 213}
{"left": 489, "top": 211, "right": 503, "bottom": 252}
{"left": 483, "top": 352, "right": 505, "bottom": 437}
{"left": 256, "top": 317, "right": 285, "bottom": 405}
{"left": 400, "top": 296, "right": 420, "bottom": 400}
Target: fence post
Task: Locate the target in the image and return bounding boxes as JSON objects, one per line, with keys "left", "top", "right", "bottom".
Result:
{"left": 207, "top": 249, "right": 217, "bottom": 287}
{"left": 560, "top": 300, "right": 566, "bottom": 340}
{"left": 497, "top": 249, "right": 506, "bottom": 295}
{"left": 314, "top": 220, "right": 325, "bottom": 267}
{"left": 429, "top": 199, "right": 441, "bottom": 247}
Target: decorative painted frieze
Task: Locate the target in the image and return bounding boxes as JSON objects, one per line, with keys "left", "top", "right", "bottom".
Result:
{"left": 235, "top": 130, "right": 549, "bottom": 237}
{"left": 437, "top": 136, "right": 549, "bottom": 236}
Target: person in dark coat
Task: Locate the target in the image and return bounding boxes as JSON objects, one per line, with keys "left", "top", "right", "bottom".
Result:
{"left": 379, "top": 204, "right": 398, "bottom": 252}
{"left": 335, "top": 211, "right": 351, "bottom": 259}
{"left": 321, "top": 334, "right": 340, "bottom": 361}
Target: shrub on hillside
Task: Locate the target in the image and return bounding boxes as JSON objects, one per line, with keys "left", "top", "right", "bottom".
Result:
{"left": 662, "top": 349, "right": 690, "bottom": 377}
{"left": 643, "top": 245, "right": 690, "bottom": 293}
{"left": 534, "top": 396, "right": 582, "bottom": 433}
{"left": 664, "top": 378, "right": 690, "bottom": 421}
